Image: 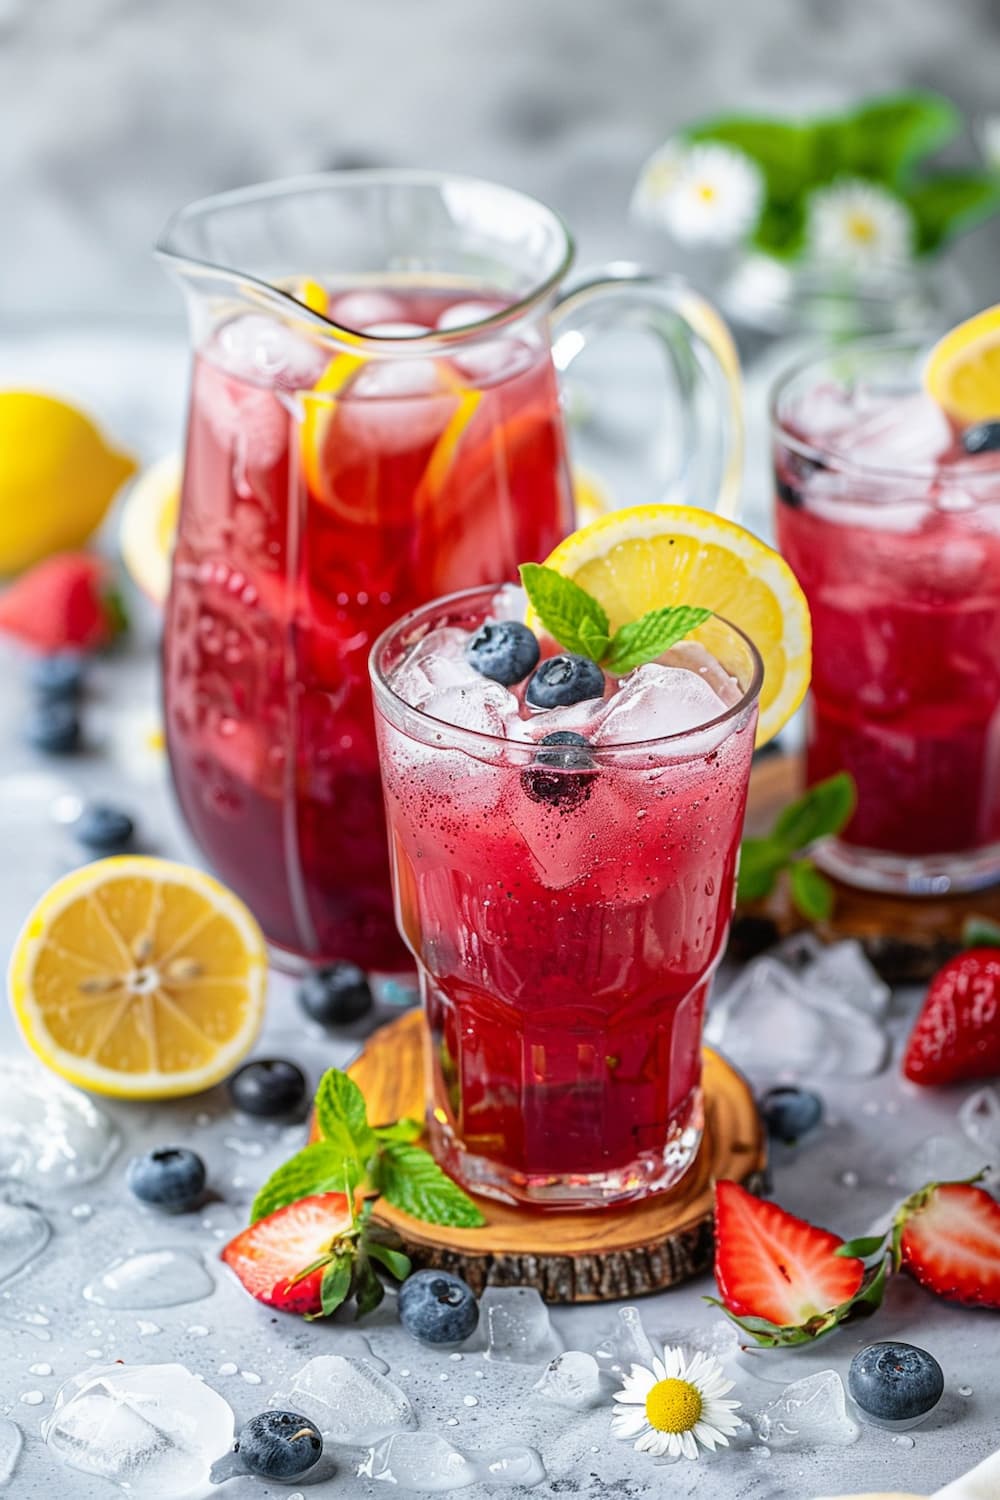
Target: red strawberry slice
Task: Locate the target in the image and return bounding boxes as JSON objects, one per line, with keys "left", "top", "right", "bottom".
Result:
{"left": 221, "top": 1192, "right": 354, "bottom": 1316}
{"left": 895, "top": 1181, "right": 1000, "bottom": 1309}
{"left": 903, "top": 949, "right": 1000, "bottom": 1086}
{"left": 714, "top": 1180, "right": 865, "bottom": 1333}
{"left": 0, "top": 551, "right": 125, "bottom": 652}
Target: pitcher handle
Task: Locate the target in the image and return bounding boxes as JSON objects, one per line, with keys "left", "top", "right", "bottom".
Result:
{"left": 550, "top": 266, "right": 744, "bottom": 520}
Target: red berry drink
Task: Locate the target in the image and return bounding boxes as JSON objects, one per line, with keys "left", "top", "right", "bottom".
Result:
{"left": 371, "top": 586, "right": 761, "bottom": 1207}
{"left": 774, "top": 341, "right": 1000, "bottom": 893}
{"left": 164, "top": 287, "right": 573, "bottom": 968}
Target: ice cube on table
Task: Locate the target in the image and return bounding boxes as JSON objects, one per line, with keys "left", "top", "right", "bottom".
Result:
{"left": 533, "top": 1351, "right": 604, "bottom": 1410}
{"left": 894, "top": 1133, "right": 992, "bottom": 1193}
{"left": 478, "top": 1445, "right": 546, "bottom": 1486}
{"left": 43, "top": 1363, "right": 235, "bottom": 1498}
{"left": 0, "top": 1060, "right": 119, "bottom": 1189}
{"left": 359, "top": 1433, "right": 479, "bottom": 1492}
{"left": 482, "top": 1287, "right": 562, "bottom": 1364}
{"left": 755, "top": 1370, "right": 860, "bottom": 1449}
{"left": 667, "top": 1322, "right": 741, "bottom": 1365}
{"left": 272, "top": 1355, "right": 415, "bottom": 1446}
{"left": 331, "top": 1331, "right": 390, "bottom": 1375}
{"left": 959, "top": 1087, "right": 1000, "bottom": 1162}
{"left": 775, "top": 936, "right": 891, "bottom": 1019}
{"left": 705, "top": 957, "right": 887, "bottom": 1079}
{"left": 0, "top": 1203, "right": 49, "bottom": 1285}
{"left": 594, "top": 1305, "right": 658, "bottom": 1378}
{"left": 215, "top": 313, "right": 327, "bottom": 389}
{"left": 0, "top": 1418, "right": 21, "bottom": 1488}
{"left": 82, "top": 1249, "right": 214, "bottom": 1309}
{"left": 594, "top": 664, "right": 729, "bottom": 753}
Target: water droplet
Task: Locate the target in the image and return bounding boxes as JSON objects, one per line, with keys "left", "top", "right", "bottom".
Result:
{"left": 222, "top": 1136, "right": 264, "bottom": 1158}
{"left": 446, "top": 1418, "right": 459, "bottom": 1427}
{"left": 19, "top": 1392, "right": 43, "bottom": 1406}
{"left": 463, "top": 1396, "right": 478, "bottom": 1407}
{"left": 194, "top": 1113, "right": 212, "bottom": 1128}
{"left": 438, "top": 1373, "right": 449, "bottom": 1382}
{"left": 218, "top": 1363, "right": 238, "bottom": 1376}
{"left": 474, "top": 1370, "right": 485, "bottom": 1379}
{"left": 85, "top": 1349, "right": 102, "bottom": 1359}
{"left": 187, "top": 1325, "right": 210, "bottom": 1338}
{"left": 449, "top": 1353, "right": 463, "bottom": 1362}
{"left": 83, "top": 1249, "right": 214, "bottom": 1309}
{"left": 70, "top": 1204, "right": 93, "bottom": 1220}
{"left": 241, "top": 1371, "right": 261, "bottom": 1385}
{"left": 892, "top": 1435, "right": 915, "bottom": 1449}
{"left": 136, "top": 1320, "right": 160, "bottom": 1337}
{"left": 750, "top": 1445, "right": 771, "bottom": 1459}
{"left": 959, "top": 1385, "right": 974, "bottom": 1397}
{"left": 839, "top": 1170, "right": 859, "bottom": 1188}
{"left": 28, "top": 1364, "right": 52, "bottom": 1376}
{"left": 399, "top": 1369, "right": 411, "bottom": 1378}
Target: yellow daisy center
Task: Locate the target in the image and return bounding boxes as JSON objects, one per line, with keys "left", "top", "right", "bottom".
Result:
{"left": 645, "top": 1377, "right": 703, "bottom": 1434}
{"left": 845, "top": 211, "right": 876, "bottom": 244}
{"left": 696, "top": 182, "right": 717, "bottom": 203}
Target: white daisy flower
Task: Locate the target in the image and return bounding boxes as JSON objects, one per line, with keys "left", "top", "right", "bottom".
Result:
{"left": 630, "top": 139, "right": 688, "bottom": 226}
{"left": 634, "top": 142, "right": 764, "bottom": 247}
{"left": 978, "top": 113, "right": 1000, "bottom": 173}
{"left": 806, "top": 178, "right": 915, "bottom": 271}
{"left": 611, "top": 1343, "right": 742, "bottom": 1461}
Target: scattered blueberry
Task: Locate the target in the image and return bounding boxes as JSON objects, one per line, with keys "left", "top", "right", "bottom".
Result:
{"left": 229, "top": 1059, "right": 307, "bottom": 1118}
{"left": 298, "top": 961, "right": 373, "bottom": 1026}
{"left": 727, "top": 914, "right": 779, "bottom": 963}
{"left": 235, "top": 1410, "right": 323, "bottom": 1480}
{"left": 525, "top": 654, "right": 605, "bottom": 709}
{"left": 522, "top": 731, "right": 596, "bottom": 809}
{"left": 466, "top": 620, "right": 540, "bottom": 686}
{"left": 126, "top": 1147, "right": 206, "bottom": 1212}
{"left": 398, "top": 1269, "right": 480, "bottom": 1347}
{"left": 760, "top": 1085, "right": 823, "bottom": 1144}
{"left": 24, "top": 701, "right": 80, "bottom": 755}
{"left": 29, "top": 652, "right": 86, "bottom": 702}
{"left": 961, "top": 421, "right": 1000, "bottom": 455}
{"left": 74, "top": 804, "right": 135, "bottom": 853}
{"left": 848, "top": 1342, "right": 944, "bottom": 1425}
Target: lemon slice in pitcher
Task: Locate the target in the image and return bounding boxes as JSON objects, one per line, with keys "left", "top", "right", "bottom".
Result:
{"left": 532, "top": 504, "right": 811, "bottom": 747}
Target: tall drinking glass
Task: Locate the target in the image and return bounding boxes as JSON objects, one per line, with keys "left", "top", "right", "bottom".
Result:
{"left": 157, "top": 171, "right": 743, "bottom": 972}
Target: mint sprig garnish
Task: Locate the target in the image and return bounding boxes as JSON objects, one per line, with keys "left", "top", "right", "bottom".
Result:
{"left": 737, "top": 771, "right": 855, "bottom": 921}
{"left": 519, "top": 563, "right": 710, "bottom": 672}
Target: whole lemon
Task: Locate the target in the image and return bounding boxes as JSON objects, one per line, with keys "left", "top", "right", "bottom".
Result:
{"left": 0, "top": 391, "right": 137, "bottom": 574}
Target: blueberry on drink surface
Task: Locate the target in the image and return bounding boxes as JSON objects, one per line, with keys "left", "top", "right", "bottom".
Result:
{"left": 525, "top": 654, "right": 605, "bottom": 709}
{"left": 961, "top": 420, "right": 1000, "bottom": 454}
{"left": 398, "top": 1269, "right": 480, "bottom": 1346}
{"left": 466, "top": 620, "right": 540, "bottom": 686}
{"left": 235, "top": 1410, "right": 323, "bottom": 1479}
{"left": 297, "top": 961, "right": 373, "bottom": 1026}
{"left": 759, "top": 1085, "right": 823, "bottom": 1144}
{"left": 229, "top": 1058, "right": 307, "bottom": 1118}
{"left": 848, "top": 1342, "right": 943, "bottom": 1424}
{"left": 522, "top": 731, "right": 596, "bottom": 809}
{"left": 126, "top": 1147, "right": 206, "bottom": 1212}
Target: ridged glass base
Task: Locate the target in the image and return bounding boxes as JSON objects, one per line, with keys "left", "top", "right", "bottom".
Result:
{"left": 814, "top": 836, "right": 1000, "bottom": 897}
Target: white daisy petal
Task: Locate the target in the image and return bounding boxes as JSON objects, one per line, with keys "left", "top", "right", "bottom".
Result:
{"left": 806, "top": 177, "right": 914, "bottom": 272}
{"left": 680, "top": 1430, "right": 699, "bottom": 1461}
{"left": 631, "top": 140, "right": 689, "bottom": 228}
{"left": 651, "top": 1355, "right": 667, "bottom": 1381}
{"left": 657, "top": 142, "right": 764, "bottom": 247}
{"left": 665, "top": 1433, "right": 683, "bottom": 1458}
{"left": 612, "top": 1408, "right": 648, "bottom": 1439}
{"left": 635, "top": 1428, "right": 667, "bottom": 1455}
{"left": 694, "top": 1422, "right": 720, "bottom": 1451}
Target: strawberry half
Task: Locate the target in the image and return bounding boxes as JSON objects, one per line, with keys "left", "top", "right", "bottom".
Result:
{"left": 894, "top": 1180, "right": 1000, "bottom": 1309}
{"left": 903, "top": 949, "right": 1000, "bottom": 1086}
{"left": 711, "top": 1180, "right": 876, "bottom": 1346}
{"left": 0, "top": 551, "right": 126, "bottom": 652}
{"left": 221, "top": 1192, "right": 355, "bottom": 1316}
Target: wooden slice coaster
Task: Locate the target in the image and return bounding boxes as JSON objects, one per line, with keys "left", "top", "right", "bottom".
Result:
{"left": 347, "top": 1010, "right": 766, "bottom": 1304}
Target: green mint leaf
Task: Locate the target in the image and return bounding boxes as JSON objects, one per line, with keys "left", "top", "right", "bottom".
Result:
{"left": 904, "top": 172, "right": 1000, "bottom": 255}
{"left": 962, "top": 915, "right": 1000, "bottom": 949}
{"left": 604, "top": 605, "right": 712, "bottom": 675}
{"left": 838, "top": 92, "right": 960, "bottom": 183}
{"left": 376, "top": 1142, "right": 486, "bottom": 1228}
{"left": 354, "top": 1256, "right": 385, "bottom": 1317}
{"left": 315, "top": 1068, "right": 377, "bottom": 1161}
{"left": 366, "top": 1241, "right": 412, "bottom": 1282}
{"left": 251, "top": 1142, "right": 361, "bottom": 1224}
{"left": 320, "top": 1255, "right": 354, "bottom": 1317}
{"left": 836, "top": 1234, "right": 887, "bottom": 1260}
{"left": 737, "top": 838, "right": 787, "bottom": 904}
{"left": 686, "top": 118, "right": 818, "bottom": 201}
{"left": 374, "top": 1118, "right": 424, "bottom": 1145}
{"left": 772, "top": 772, "right": 856, "bottom": 852}
{"left": 789, "top": 858, "right": 835, "bottom": 922}
{"left": 518, "top": 563, "right": 610, "bottom": 662}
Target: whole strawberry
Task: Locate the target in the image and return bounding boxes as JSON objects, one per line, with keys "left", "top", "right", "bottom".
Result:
{"left": 0, "top": 551, "right": 126, "bottom": 653}
{"left": 903, "top": 948, "right": 1000, "bottom": 1086}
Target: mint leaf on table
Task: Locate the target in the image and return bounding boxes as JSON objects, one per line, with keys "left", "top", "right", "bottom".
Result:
{"left": 319, "top": 1255, "right": 354, "bottom": 1318}
{"left": 251, "top": 1141, "right": 361, "bottom": 1224}
{"left": 518, "top": 563, "right": 610, "bottom": 663}
{"left": 315, "top": 1068, "right": 377, "bottom": 1161}
{"left": 376, "top": 1142, "right": 486, "bottom": 1228}
{"left": 604, "top": 606, "right": 712, "bottom": 675}
{"left": 789, "top": 859, "right": 835, "bottom": 922}
{"left": 772, "top": 771, "right": 855, "bottom": 853}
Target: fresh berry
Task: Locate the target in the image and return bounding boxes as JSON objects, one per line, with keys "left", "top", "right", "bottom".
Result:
{"left": 221, "top": 1193, "right": 354, "bottom": 1315}
{"left": 229, "top": 1059, "right": 306, "bottom": 1118}
{"left": 29, "top": 651, "right": 86, "bottom": 702}
{"left": 126, "top": 1147, "right": 206, "bottom": 1212}
{"left": 24, "top": 701, "right": 81, "bottom": 755}
{"left": 903, "top": 949, "right": 1000, "bottom": 1086}
{"left": 526, "top": 654, "right": 605, "bottom": 709}
{"left": 298, "top": 962, "right": 373, "bottom": 1026}
{"left": 848, "top": 1341, "right": 943, "bottom": 1424}
{"left": 74, "top": 804, "right": 135, "bottom": 853}
{"left": 713, "top": 1180, "right": 865, "bottom": 1334}
{"left": 894, "top": 1180, "right": 1000, "bottom": 1309}
{"left": 522, "top": 731, "right": 596, "bottom": 808}
{"left": 465, "top": 620, "right": 540, "bottom": 686}
{"left": 760, "top": 1086, "right": 823, "bottom": 1144}
{"left": 398, "top": 1269, "right": 480, "bottom": 1346}
{"left": 961, "top": 421, "right": 1000, "bottom": 454}
{"left": 0, "top": 552, "right": 125, "bottom": 652}
{"left": 234, "top": 1410, "right": 323, "bottom": 1479}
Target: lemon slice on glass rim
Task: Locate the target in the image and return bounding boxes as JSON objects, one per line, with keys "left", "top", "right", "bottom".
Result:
{"left": 9, "top": 857, "right": 267, "bottom": 1099}
{"left": 923, "top": 303, "right": 1000, "bottom": 425}
{"left": 529, "top": 504, "right": 811, "bottom": 748}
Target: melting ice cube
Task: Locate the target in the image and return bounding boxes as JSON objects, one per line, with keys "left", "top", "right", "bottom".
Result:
{"left": 533, "top": 1351, "right": 603, "bottom": 1410}
{"left": 894, "top": 1133, "right": 991, "bottom": 1194}
{"left": 959, "top": 1087, "right": 1000, "bottom": 1163}
{"left": 478, "top": 1445, "right": 546, "bottom": 1486}
{"left": 791, "top": 938, "right": 891, "bottom": 1020}
{"left": 391, "top": 627, "right": 483, "bottom": 707}
{"left": 215, "top": 313, "right": 327, "bottom": 390}
{"left": 0, "top": 1417, "right": 22, "bottom": 1488}
{"left": 594, "top": 1305, "right": 658, "bottom": 1378}
{"left": 42, "top": 1363, "right": 235, "bottom": 1498}
{"left": 835, "top": 392, "right": 953, "bottom": 471}
{"left": 0, "top": 1204, "right": 50, "bottom": 1285}
{"left": 482, "top": 1287, "right": 563, "bottom": 1364}
{"left": 755, "top": 1370, "right": 859, "bottom": 1449}
{"left": 329, "top": 290, "right": 408, "bottom": 331}
{"left": 360, "top": 1433, "right": 479, "bottom": 1492}
{"left": 0, "top": 1060, "right": 119, "bottom": 1189}
{"left": 82, "top": 1249, "right": 214, "bottom": 1309}
{"left": 272, "top": 1355, "right": 415, "bottom": 1446}
{"left": 661, "top": 640, "right": 743, "bottom": 708}
{"left": 594, "top": 663, "right": 729, "bottom": 752}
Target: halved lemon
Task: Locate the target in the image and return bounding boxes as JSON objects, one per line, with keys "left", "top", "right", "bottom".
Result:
{"left": 924, "top": 304, "right": 1000, "bottom": 424}
{"left": 9, "top": 857, "right": 267, "bottom": 1099}
{"left": 119, "top": 452, "right": 182, "bottom": 605}
{"left": 532, "top": 504, "right": 811, "bottom": 747}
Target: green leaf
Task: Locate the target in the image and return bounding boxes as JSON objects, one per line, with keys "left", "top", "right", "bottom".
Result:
{"left": 354, "top": 1257, "right": 385, "bottom": 1317}
{"left": 962, "top": 915, "right": 1000, "bottom": 949}
{"left": 251, "top": 1142, "right": 361, "bottom": 1224}
{"left": 376, "top": 1143, "right": 486, "bottom": 1228}
{"left": 366, "top": 1241, "right": 413, "bottom": 1283}
{"left": 320, "top": 1255, "right": 354, "bottom": 1317}
{"left": 836, "top": 1234, "right": 888, "bottom": 1260}
{"left": 737, "top": 838, "right": 787, "bottom": 904}
{"left": 374, "top": 1118, "right": 424, "bottom": 1145}
{"left": 314, "top": 1069, "right": 377, "bottom": 1161}
{"left": 604, "top": 605, "right": 712, "bottom": 675}
{"left": 772, "top": 772, "right": 856, "bottom": 852}
{"left": 749, "top": 199, "right": 807, "bottom": 261}
{"left": 686, "top": 118, "right": 818, "bottom": 202}
{"left": 518, "top": 563, "right": 610, "bottom": 662}
{"left": 904, "top": 172, "right": 1000, "bottom": 254}
{"left": 789, "top": 859, "right": 835, "bottom": 922}
{"left": 837, "top": 92, "right": 960, "bottom": 184}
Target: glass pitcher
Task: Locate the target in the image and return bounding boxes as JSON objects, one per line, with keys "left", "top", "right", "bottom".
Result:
{"left": 156, "top": 170, "right": 743, "bottom": 972}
